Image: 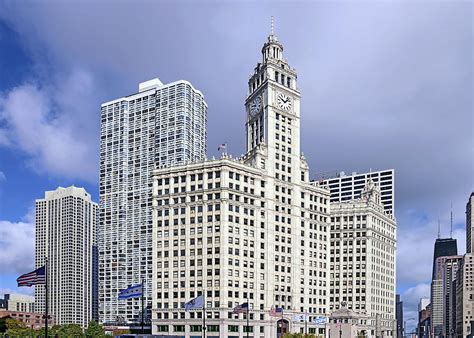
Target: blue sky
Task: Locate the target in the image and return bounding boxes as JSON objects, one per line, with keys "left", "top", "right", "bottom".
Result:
{"left": 0, "top": 1, "right": 472, "bottom": 331}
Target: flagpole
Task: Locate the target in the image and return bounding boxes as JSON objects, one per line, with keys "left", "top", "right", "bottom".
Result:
{"left": 202, "top": 292, "right": 206, "bottom": 338}
{"left": 281, "top": 308, "right": 284, "bottom": 336}
{"left": 45, "top": 256, "right": 48, "bottom": 338}
{"left": 304, "top": 311, "right": 307, "bottom": 336}
{"left": 246, "top": 293, "right": 249, "bottom": 338}
{"left": 141, "top": 279, "right": 144, "bottom": 334}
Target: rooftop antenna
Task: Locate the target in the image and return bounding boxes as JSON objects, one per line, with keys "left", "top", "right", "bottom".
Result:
{"left": 438, "top": 218, "right": 441, "bottom": 239}
{"left": 450, "top": 203, "right": 453, "bottom": 239}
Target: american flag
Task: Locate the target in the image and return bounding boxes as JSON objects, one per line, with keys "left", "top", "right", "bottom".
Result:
{"left": 269, "top": 306, "right": 283, "bottom": 317}
{"left": 17, "top": 266, "right": 46, "bottom": 287}
{"left": 233, "top": 302, "right": 249, "bottom": 314}
{"left": 217, "top": 143, "right": 227, "bottom": 151}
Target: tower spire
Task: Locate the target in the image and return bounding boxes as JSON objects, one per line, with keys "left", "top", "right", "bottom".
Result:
{"left": 267, "top": 16, "right": 279, "bottom": 43}
{"left": 438, "top": 218, "right": 441, "bottom": 239}
{"left": 450, "top": 203, "right": 453, "bottom": 238}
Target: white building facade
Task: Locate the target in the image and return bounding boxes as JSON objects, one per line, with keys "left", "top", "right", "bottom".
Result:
{"left": 328, "top": 181, "right": 397, "bottom": 337}
{"left": 151, "top": 29, "right": 331, "bottom": 337}
{"left": 35, "top": 186, "right": 98, "bottom": 327}
{"left": 99, "top": 78, "right": 207, "bottom": 323}
{"left": 1, "top": 294, "right": 35, "bottom": 313}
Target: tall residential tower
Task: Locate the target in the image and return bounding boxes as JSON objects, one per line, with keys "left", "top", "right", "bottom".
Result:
{"left": 99, "top": 78, "right": 207, "bottom": 323}
{"left": 35, "top": 186, "right": 98, "bottom": 327}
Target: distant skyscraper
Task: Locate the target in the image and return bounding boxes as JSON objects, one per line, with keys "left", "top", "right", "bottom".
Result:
{"left": 432, "top": 238, "right": 457, "bottom": 280}
{"left": 466, "top": 193, "right": 474, "bottom": 253}
{"left": 99, "top": 78, "right": 207, "bottom": 324}
{"left": 417, "top": 298, "right": 430, "bottom": 338}
{"left": 319, "top": 169, "right": 394, "bottom": 215}
{"left": 329, "top": 181, "right": 397, "bottom": 336}
{"left": 430, "top": 238, "right": 457, "bottom": 337}
{"left": 396, "top": 294, "right": 403, "bottom": 338}
{"left": 35, "top": 186, "right": 98, "bottom": 327}
{"left": 439, "top": 255, "right": 462, "bottom": 337}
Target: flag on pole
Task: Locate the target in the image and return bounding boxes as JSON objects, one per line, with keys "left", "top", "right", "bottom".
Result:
{"left": 17, "top": 266, "right": 46, "bottom": 287}
{"left": 217, "top": 143, "right": 227, "bottom": 151}
{"left": 233, "top": 302, "right": 249, "bottom": 314}
{"left": 312, "top": 316, "right": 328, "bottom": 325}
{"left": 293, "top": 313, "right": 309, "bottom": 322}
{"left": 269, "top": 306, "right": 283, "bottom": 317}
{"left": 184, "top": 295, "right": 204, "bottom": 311}
{"left": 118, "top": 284, "right": 143, "bottom": 300}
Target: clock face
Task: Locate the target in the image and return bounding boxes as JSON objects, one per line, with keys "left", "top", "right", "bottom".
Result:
{"left": 250, "top": 96, "right": 262, "bottom": 116}
{"left": 277, "top": 93, "right": 292, "bottom": 111}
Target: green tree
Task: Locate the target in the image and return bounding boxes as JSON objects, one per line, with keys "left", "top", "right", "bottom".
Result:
{"left": 57, "top": 323, "right": 83, "bottom": 337}
{"left": 0, "top": 317, "right": 7, "bottom": 333}
{"left": 36, "top": 327, "right": 45, "bottom": 337}
{"left": 51, "top": 324, "right": 62, "bottom": 336}
{"left": 85, "top": 320, "right": 105, "bottom": 337}
{"left": 5, "top": 318, "right": 26, "bottom": 330}
{"left": 282, "top": 334, "right": 317, "bottom": 338}
{"left": 4, "top": 318, "right": 37, "bottom": 337}
{"left": 37, "top": 324, "right": 62, "bottom": 338}
{"left": 112, "top": 328, "right": 130, "bottom": 337}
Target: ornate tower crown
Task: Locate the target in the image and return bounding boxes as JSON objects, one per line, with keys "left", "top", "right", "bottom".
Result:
{"left": 361, "top": 179, "right": 382, "bottom": 205}
{"left": 245, "top": 17, "right": 300, "bottom": 155}
{"left": 262, "top": 16, "right": 284, "bottom": 63}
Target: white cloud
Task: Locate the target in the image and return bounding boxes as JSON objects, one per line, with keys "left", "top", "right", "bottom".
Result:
{"left": 0, "top": 69, "right": 98, "bottom": 182}
{"left": 398, "top": 226, "right": 466, "bottom": 333}
{"left": 401, "top": 283, "right": 431, "bottom": 333}
{"left": 0, "top": 287, "right": 35, "bottom": 297}
{"left": 0, "top": 219, "right": 35, "bottom": 274}
{"left": 0, "top": 129, "right": 10, "bottom": 146}
{"left": 397, "top": 211, "right": 466, "bottom": 286}
{"left": 402, "top": 283, "right": 430, "bottom": 309}
{"left": 0, "top": 171, "right": 5, "bottom": 181}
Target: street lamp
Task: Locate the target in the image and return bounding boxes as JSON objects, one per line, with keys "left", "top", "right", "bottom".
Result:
{"left": 404, "top": 318, "right": 416, "bottom": 338}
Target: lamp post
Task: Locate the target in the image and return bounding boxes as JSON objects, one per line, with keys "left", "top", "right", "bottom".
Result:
{"left": 404, "top": 318, "right": 416, "bottom": 338}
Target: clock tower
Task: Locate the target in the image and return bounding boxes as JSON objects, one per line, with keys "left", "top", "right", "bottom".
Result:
{"left": 151, "top": 19, "right": 334, "bottom": 337}
{"left": 245, "top": 21, "right": 302, "bottom": 180}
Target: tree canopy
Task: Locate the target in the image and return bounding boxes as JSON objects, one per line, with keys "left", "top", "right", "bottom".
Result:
{"left": 282, "top": 333, "right": 319, "bottom": 338}
{"left": 85, "top": 320, "right": 106, "bottom": 337}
